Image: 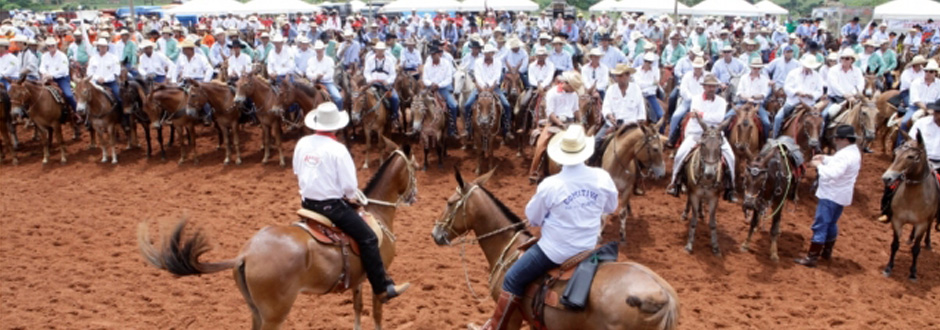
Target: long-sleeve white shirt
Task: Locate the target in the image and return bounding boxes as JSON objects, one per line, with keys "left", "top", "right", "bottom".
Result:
{"left": 525, "top": 163, "right": 618, "bottom": 264}
{"left": 87, "top": 52, "right": 121, "bottom": 82}
{"left": 900, "top": 68, "right": 925, "bottom": 92}
{"left": 266, "top": 48, "right": 296, "bottom": 77}
{"left": 305, "top": 55, "right": 335, "bottom": 83}
{"left": 544, "top": 86, "right": 579, "bottom": 120}
{"left": 581, "top": 63, "right": 610, "bottom": 92}
{"left": 827, "top": 66, "right": 864, "bottom": 98}
{"left": 815, "top": 144, "right": 861, "bottom": 206}
{"left": 686, "top": 95, "right": 728, "bottom": 138}
{"left": 1, "top": 53, "right": 20, "bottom": 79}
{"left": 172, "top": 53, "right": 212, "bottom": 83}
{"left": 293, "top": 48, "right": 315, "bottom": 75}
{"left": 909, "top": 79, "right": 940, "bottom": 105}
{"left": 39, "top": 50, "right": 69, "bottom": 79}
{"left": 422, "top": 59, "right": 454, "bottom": 88}
{"left": 364, "top": 54, "right": 397, "bottom": 85}
{"left": 20, "top": 51, "right": 39, "bottom": 78}
{"left": 528, "top": 61, "right": 555, "bottom": 89}
{"left": 909, "top": 117, "right": 940, "bottom": 165}
{"left": 548, "top": 49, "right": 573, "bottom": 71}
{"left": 293, "top": 134, "right": 359, "bottom": 201}
{"left": 737, "top": 73, "right": 772, "bottom": 101}
{"left": 784, "top": 69, "right": 824, "bottom": 106}
{"left": 602, "top": 83, "right": 645, "bottom": 123}
{"left": 138, "top": 51, "right": 175, "bottom": 77}
{"left": 227, "top": 53, "right": 253, "bottom": 79}
{"left": 473, "top": 58, "right": 502, "bottom": 88}
{"left": 679, "top": 71, "right": 705, "bottom": 101}
{"left": 634, "top": 66, "right": 660, "bottom": 96}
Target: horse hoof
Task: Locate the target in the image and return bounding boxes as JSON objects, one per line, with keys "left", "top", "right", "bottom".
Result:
{"left": 112, "top": 158, "right": 118, "bottom": 164}
{"left": 740, "top": 245, "right": 750, "bottom": 252}
{"left": 882, "top": 269, "right": 892, "bottom": 277}
{"left": 279, "top": 161, "right": 286, "bottom": 167}
{"left": 235, "top": 159, "right": 242, "bottom": 165}
{"left": 712, "top": 249, "right": 723, "bottom": 257}
{"left": 224, "top": 159, "right": 231, "bottom": 165}
{"left": 178, "top": 159, "right": 184, "bottom": 165}
{"left": 908, "top": 274, "right": 917, "bottom": 282}
{"left": 101, "top": 158, "right": 108, "bottom": 163}
{"left": 684, "top": 245, "right": 693, "bottom": 254}
{"left": 42, "top": 159, "right": 49, "bottom": 165}
{"left": 770, "top": 254, "right": 780, "bottom": 262}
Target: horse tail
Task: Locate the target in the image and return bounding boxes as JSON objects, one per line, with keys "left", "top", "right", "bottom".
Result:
{"left": 137, "top": 219, "right": 241, "bottom": 276}
{"left": 624, "top": 262, "right": 680, "bottom": 330}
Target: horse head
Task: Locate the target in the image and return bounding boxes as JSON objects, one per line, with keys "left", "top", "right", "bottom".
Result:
{"left": 731, "top": 103, "right": 757, "bottom": 150}
{"left": 350, "top": 84, "right": 377, "bottom": 124}
{"left": 863, "top": 71, "right": 881, "bottom": 98}
{"left": 185, "top": 80, "right": 207, "bottom": 117}
{"left": 695, "top": 114, "right": 725, "bottom": 181}
{"left": 432, "top": 166, "right": 497, "bottom": 246}
{"left": 635, "top": 124, "right": 666, "bottom": 179}
{"left": 233, "top": 75, "right": 254, "bottom": 104}
{"left": 120, "top": 79, "right": 144, "bottom": 115}
{"left": 6, "top": 79, "right": 31, "bottom": 117}
{"left": 742, "top": 161, "right": 769, "bottom": 213}
{"left": 858, "top": 97, "right": 878, "bottom": 143}
{"left": 801, "top": 106, "right": 824, "bottom": 151}
{"left": 475, "top": 91, "right": 497, "bottom": 128}
{"left": 882, "top": 131, "right": 928, "bottom": 186}
{"left": 411, "top": 90, "right": 430, "bottom": 132}
{"left": 73, "top": 77, "right": 93, "bottom": 114}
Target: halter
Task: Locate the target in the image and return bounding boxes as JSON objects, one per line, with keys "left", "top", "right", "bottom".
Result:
{"left": 893, "top": 144, "right": 932, "bottom": 185}
{"left": 433, "top": 184, "right": 528, "bottom": 246}
{"left": 364, "top": 149, "right": 418, "bottom": 207}
{"left": 612, "top": 126, "right": 656, "bottom": 178}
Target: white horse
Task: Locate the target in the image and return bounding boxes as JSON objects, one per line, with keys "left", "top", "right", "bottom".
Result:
{"left": 453, "top": 67, "right": 474, "bottom": 111}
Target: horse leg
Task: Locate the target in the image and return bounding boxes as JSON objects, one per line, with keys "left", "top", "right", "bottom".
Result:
{"left": 261, "top": 124, "right": 271, "bottom": 164}
{"left": 362, "top": 128, "right": 371, "bottom": 169}
{"left": 769, "top": 212, "right": 783, "bottom": 261}
{"left": 372, "top": 292, "right": 384, "bottom": 330}
{"left": 190, "top": 125, "right": 199, "bottom": 165}
{"left": 274, "top": 122, "right": 285, "bottom": 167}
{"left": 88, "top": 124, "right": 98, "bottom": 149}
{"left": 109, "top": 124, "right": 118, "bottom": 164}
{"left": 232, "top": 124, "right": 243, "bottom": 165}
{"left": 741, "top": 210, "right": 760, "bottom": 253}
{"left": 8, "top": 120, "right": 19, "bottom": 149}
{"left": 157, "top": 126, "right": 167, "bottom": 161}
{"left": 708, "top": 197, "right": 722, "bottom": 257}
{"left": 143, "top": 125, "right": 152, "bottom": 157}
{"left": 216, "top": 122, "right": 223, "bottom": 150}
{"left": 909, "top": 224, "right": 927, "bottom": 281}
{"left": 127, "top": 117, "right": 137, "bottom": 149}
{"left": 883, "top": 223, "right": 902, "bottom": 277}
{"left": 98, "top": 125, "right": 108, "bottom": 163}
{"left": 222, "top": 125, "right": 232, "bottom": 165}
{"left": 685, "top": 196, "right": 700, "bottom": 254}
{"left": 178, "top": 126, "right": 187, "bottom": 165}
{"left": 37, "top": 124, "right": 50, "bottom": 164}
{"left": 422, "top": 141, "right": 429, "bottom": 171}
{"left": 352, "top": 284, "right": 363, "bottom": 330}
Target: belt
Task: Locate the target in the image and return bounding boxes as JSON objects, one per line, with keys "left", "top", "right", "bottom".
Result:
{"left": 302, "top": 198, "right": 344, "bottom": 210}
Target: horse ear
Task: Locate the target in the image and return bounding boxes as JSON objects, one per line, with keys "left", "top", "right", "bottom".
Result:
{"left": 899, "top": 128, "right": 912, "bottom": 142}
{"left": 915, "top": 131, "right": 925, "bottom": 148}
{"left": 473, "top": 167, "right": 498, "bottom": 187}
{"left": 381, "top": 135, "right": 399, "bottom": 153}
{"left": 694, "top": 112, "right": 708, "bottom": 131}
{"left": 453, "top": 165, "right": 466, "bottom": 190}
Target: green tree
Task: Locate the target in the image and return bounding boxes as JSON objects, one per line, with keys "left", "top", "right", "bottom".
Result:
{"left": 0, "top": 0, "right": 36, "bottom": 11}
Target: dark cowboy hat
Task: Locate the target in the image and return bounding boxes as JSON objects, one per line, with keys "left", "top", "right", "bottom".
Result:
{"left": 928, "top": 102, "right": 940, "bottom": 111}
{"left": 429, "top": 46, "right": 443, "bottom": 54}
{"left": 469, "top": 40, "right": 482, "bottom": 48}
{"left": 833, "top": 125, "right": 858, "bottom": 142}
{"left": 600, "top": 33, "right": 612, "bottom": 41}
{"left": 227, "top": 40, "right": 248, "bottom": 49}
{"left": 386, "top": 33, "right": 397, "bottom": 39}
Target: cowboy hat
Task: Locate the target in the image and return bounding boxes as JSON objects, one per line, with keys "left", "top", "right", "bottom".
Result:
{"left": 909, "top": 55, "right": 928, "bottom": 66}
{"left": 297, "top": 36, "right": 310, "bottom": 44}
{"left": 509, "top": 38, "right": 522, "bottom": 48}
{"left": 73, "top": 30, "right": 82, "bottom": 36}
{"left": 560, "top": 71, "right": 584, "bottom": 95}
{"left": 482, "top": 44, "right": 497, "bottom": 53}
{"left": 643, "top": 52, "right": 658, "bottom": 62}
{"left": 161, "top": 27, "right": 173, "bottom": 34}
{"left": 690, "top": 47, "right": 704, "bottom": 56}
{"left": 702, "top": 74, "right": 720, "bottom": 86}
{"left": 43, "top": 37, "right": 57, "bottom": 46}
{"left": 313, "top": 40, "right": 326, "bottom": 50}
{"left": 800, "top": 54, "right": 822, "bottom": 69}
{"left": 305, "top": 102, "right": 349, "bottom": 131}
{"left": 863, "top": 40, "right": 879, "bottom": 47}
{"left": 93, "top": 38, "right": 109, "bottom": 47}
{"left": 374, "top": 42, "right": 387, "bottom": 50}
{"left": 403, "top": 38, "right": 416, "bottom": 45}
{"left": 630, "top": 30, "right": 642, "bottom": 41}
{"left": 178, "top": 39, "right": 196, "bottom": 48}
{"left": 610, "top": 63, "right": 635, "bottom": 75}
{"left": 838, "top": 48, "right": 856, "bottom": 60}
{"left": 749, "top": 57, "right": 764, "bottom": 68}
{"left": 98, "top": 31, "right": 111, "bottom": 39}
{"left": 832, "top": 124, "right": 858, "bottom": 142}
{"left": 534, "top": 46, "right": 548, "bottom": 56}
{"left": 260, "top": 32, "right": 271, "bottom": 38}
{"left": 925, "top": 60, "right": 940, "bottom": 72}
{"left": 552, "top": 37, "right": 565, "bottom": 44}
{"left": 140, "top": 40, "right": 155, "bottom": 49}
{"left": 343, "top": 30, "right": 354, "bottom": 37}
{"left": 547, "top": 124, "right": 594, "bottom": 165}
{"left": 776, "top": 26, "right": 786, "bottom": 33}
{"left": 213, "top": 28, "right": 225, "bottom": 35}
{"left": 588, "top": 47, "right": 603, "bottom": 56}
{"left": 271, "top": 34, "right": 285, "bottom": 43}
{"left": 226, "top": 28, "right": 238, "bottom": 36}
{"left": 721, "top": 45, "right": 733, "bottom": 52}
{"left": 692, "top": 57, "right": 706, "bottom": 68}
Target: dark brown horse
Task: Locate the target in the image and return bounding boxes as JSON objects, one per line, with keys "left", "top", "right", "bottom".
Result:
{"left": 235, "top": 75, "right": 286, "bottom": 166}
{"left": 410, "top": 89, "right": 446, "bottom": 170}
{"left": 74, "top": 78, "right": 121, "bottom": 163}
{"left": 394, "top": 68, "right": 419, "bottom": 132}
{"left": 138, "top": 143, "right": 417, "bottom": 330}
{"left": 120, "top": 78, "right": 154, "bottom": 155}
{"left": 7, "top": 79, "right": 68, "bottom": 164}
{"left": 275, "top": 80, "right": 330, "bottom": 130}
{"left": 881, "top": 131, "right": 939, "bottom": 281}
{"left": 680, "top": 115, "right": 730, "bottom": 256}
{"left": 431, "top": 168, "right": 680, "bottom": 330}
{"left": 728, "top": 103, "right": 762, "bottom": 188}
{"left": 513, "top": 88, "right": 545, "bottom": 157}
{"left": 471, "top": 90, "right": 501, "bottom": 174}
{"left": 350, "top": 84, "right": 389, "bottom": 169}
{"left": 764, "top": 87, "right": 787, "bottom": 117}
{"left": 188, "top": 81, "right": 243, "bottom": 165}
{"left": 740, "top": 137, "right": 802, "bottom": 261}
{"left": 144, "top": 85, "right": 197, "bottom": 163}
{"left": 781, "top": 103, "right": 824, "bottom": 160}
{"left": 0, "top": 87, "right": 15, "bottom": 165}
{"left": 579, "top": 92, "right": 603, "bottom": 135}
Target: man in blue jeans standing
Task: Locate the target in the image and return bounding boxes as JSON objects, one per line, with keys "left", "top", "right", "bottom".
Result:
{"left": 795, "top": 125, "right": 862, "bottom": 267}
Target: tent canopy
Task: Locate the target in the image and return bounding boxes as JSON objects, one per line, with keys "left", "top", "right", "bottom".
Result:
{"left": 166, "top": 0, "right": 247, "bottom": 15}
{"left": 690, "top": 0, "right": 763, "bottom": 17}
{"left": 613, "top": 0, "right": 694, "bottom": 15}
{"left": 241, "top": 0, "right": 321, "bottom": 14}
{"left": 589, "top": 0, "right": 619, "bottom": 12}
{"left": 379, "top": 0, "right": 463, "bottom": 13}
{"left": 459, "top": 0, "right": 540, "bottom": 12}
{"left": 873, "top": 0, "right": 940, "bottom": 20}
{"left": 754, "top": 1, "right": 788, "bottom": 15}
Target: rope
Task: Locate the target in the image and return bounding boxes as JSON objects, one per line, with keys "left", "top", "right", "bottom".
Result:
{"left": 763, "top": 143, "right": 793, "bottom": 220}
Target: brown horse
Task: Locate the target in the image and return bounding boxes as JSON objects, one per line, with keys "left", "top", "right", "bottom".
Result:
{"left": 234, "top": 75, "right": 286, "bottom": 166}
{"left": 431, "top": 168, "right": 680, "bottom": 330}
{"left": 728, "top": 103, "right": 762, "bottom": 188}
{"left": 144, "top": 85, "right": 198, "bottom": 163}
{"left": 350, "top": 84, "right": 390, "bottom": 169}
{"left": 881, "top": 131, "right": 939, "bottom": 281}
{"left": 595, "top": 123, "right": 667, "bottom": 241}
{"left": 781, "top": 103, "right": 825, "bottom": 159}
{"left": 471, "top": 90, "right": 501, "bottom": 174}
{"left": 874, "top": 89, "right": 901, "bottom": 153}
{"left": 579, "top": 92, "right": 603, "bottom": 135}
{"left": 138, "top": 144, "right": 417, "bottom": 330}
{"left": 764, "top": 87, "right": 787, "bottom": 117}
{"left": 740, "top": 137, "right": 802, "bottom": 261}
{"left": 514, "top": 88, "right": 545, "bottom": 157}
{"left": 501, "top": 70, "right": 524, "bottom": 137}
{"left": 0, "top": 87, "right": 15, "bottom": 165}
{"left": 74, "top": 78, "right": 122, "bottom": 164}
{"left": 120, "top": 78, "right": 155, "bottom": 155}
{"left": 276, "top": 80, "right": 330, "bottom": 130}
{"left": 7, "top": 79, "right": 68, "bottom": 164}
{"left": 188, "top": 81, "right": 243, "bottom": 165}
{"left": 394, "top": 68, "right": 419, "bottom": 132}
{"left": 680, "top": 115, "right": 730, "bottom": 256}
{"left": 659, "top": 66, "right": 675, "bottom": 101}
{"left": 827, "top": 98, "right": 878, "bottom": 151}
{"left": 410, "top": 89, "right": 446, "bottom": 170}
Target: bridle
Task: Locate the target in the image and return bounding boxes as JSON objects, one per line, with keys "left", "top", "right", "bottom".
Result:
{"left": 364, "top": 149, "right": 418, "bottom": 208}
{"left": 434, "top": 184, "right": 528, "bottom": 246}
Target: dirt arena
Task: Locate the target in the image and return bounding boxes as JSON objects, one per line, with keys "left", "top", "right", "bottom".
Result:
{"left": 1, "top": 125, "right": 938, "bottom": 330}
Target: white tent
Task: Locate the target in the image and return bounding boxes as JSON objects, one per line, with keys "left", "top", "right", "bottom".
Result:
{"left": 873, "top": 0, "right": 940, "bottom": 20}
{"left": 613, "top": 0, "right": 694, "bottom": 15}
{"left": 589, "top": 0, "right": 619, "bottom": 13}
{"left": 166, "top": 0, "right": 248, "bottom": 15}
{"left": 690, "top": 0, "right": 763, "bottom": 16}
{"left": 459, "top": 0, "right": 540, "bottom": 12}
{"left": 349, "top": 0, "right": 367, "bottom": 12}
{"left": 754, "top": 1, "right": 788, "bottom": 15}
{"left": 380, "top": 0, "right": 463, "bottom": 13}
{"left": 242, "top": 0, "right": 321, "bottom": 14}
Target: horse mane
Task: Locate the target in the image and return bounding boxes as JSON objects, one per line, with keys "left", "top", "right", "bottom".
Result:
{"left": 615, "top": 123, "right": 641, "bottom": 137}
{"left": 479, "top": 187, "right": 525, "bottom": 226}
{"left": 290, "top": 81, "right": 318, "bottom": 96}
{"left": 363, "top": 145, "right": 412, "bottom": 195}
{"left": 757, "top": 136, "right": 804, "bottom": 168}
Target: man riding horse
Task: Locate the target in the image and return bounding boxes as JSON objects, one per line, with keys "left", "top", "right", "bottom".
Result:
{"left": 295, "top": 102, "right": 410, "bottom": 302}
{"left": 421, "top": 47, "right": 459, "bottom": 137}
{"left": 528, "top": 71, "right": 583, "bottom": 183}
{"left": 594, "top": 64, "right": 644, "bottom": 152}
{"left": 728, "top": 57, "right": 772, "bottom": 141}
{"left": 306, "top": 40, "right": 344, "bottom": 109}
{"left": 468, "top": 124, "right": 618, "bottom": 330}
{"left": 87, "top": 38, "right": 122, "bottom": 114}
{"left": 138, "top": 40, "right": 175, "bottom": 84}
{"left": 464, "top": 44, "right": 512, "bottom": 139}
{"left": 774, "top": 55, "right": 824, "bottom": 138}
{"left": 363, "top": 42, "right": 401, "bottom": 129}
{"left": 39, "top": 36, "right": 77, "bottom": 113}
{"left": 823, "top": 48, "right": 865, "bottom": 135}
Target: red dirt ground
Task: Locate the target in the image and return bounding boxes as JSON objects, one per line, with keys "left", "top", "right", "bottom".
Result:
{"left": 1, "top": 125, "right": 938, "bottom": 330}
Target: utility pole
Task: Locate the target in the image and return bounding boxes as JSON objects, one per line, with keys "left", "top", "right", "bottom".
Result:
{"left": 129, "top": 0, "right": 136, "bottom": 30}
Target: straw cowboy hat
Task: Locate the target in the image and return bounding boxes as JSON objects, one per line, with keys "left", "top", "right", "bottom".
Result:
{"left": 721, "top": 45, "right": 733, "bottom": 52}
{"left": 692, "top": 57, "right": 706, "bottom": 68}
{"left": 534, "top": 46, "right": 548, "bottom": 56}
{"left": 925, "top": 60, "right": 940, "bottom": 72}
{"left": 509, "top": 38, "right": 522, "bottom": 48}
{"left": 630, "top": 30, "right": 642, "bottom": 41}
{"left": 643, "top": 52, "right": 658, "bottom": 62}
{"left": 560, "top": 71, "right": 584, "bottom": 95}
{"left": 43, "top": 37, "right": 57, "bottom": 46}
{"left": 313, "top": 40, "right": 326, "bottom": 50}
{"left": 140, "top": 40, "right": 155, "bottom": 49}
{"left": 908, "top": 55, "right": 928, "bottom": 66}
{"left": 800, "top": 55, "right": 822, "bottom": 69}
{"left": 827, "top": 52, "right": 839, "bottom": 61}
{"left": 178, "top": 39, "right": 196, "bottom": 48}
{"left": 588, "top": 47, "right": 603, "bottom": 56}
{"left": 610, "top": 63, "right": 635, "bottom": 75}
{"left": 547, "top": 124, "right": 594, "bottom": 165}
{"left": 702, "top": 74, "right": 720, "bottom": 86}
{"left": 305, "top": 102, "right": 349, "bottom": 131}
{"left": 838, "top": 48, "right": 856, "bottom": 60}
{"left": 749, "top": 57, "right": 764, "bottom": 68}
{"left": 296, "top": 36, "right": 310, "bottom": 44}
{"left": 482, "top": 44, "right": 498, "bottom": 53}
{"left": 552, "top": 37, "right": 565, "bottom": 44}
{"left": 863, "top": 40, "right": 879, "bottom": 47}
{"left": 161, "top": 27, "right": 172, "bottom": 34}
{"left": 374, "top": 42, "right": 387, "bottom": 50}
{"left": 271, "top": 34, "right": 285, "bottom": 43}
{"left": 93, "top": 38, "right": 109, "bottom": 47}
{"left": 689, "top": 46, "right": 704, "bottom": 56}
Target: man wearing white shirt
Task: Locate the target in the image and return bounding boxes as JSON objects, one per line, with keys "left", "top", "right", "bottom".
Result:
{"left": 596, "top": 64, "right": 644, "bottom": 147}
{"left": 173, "top": 39, "right": 213, "bottom": 124}
{"left": 293, "top": 37, "right": 315, "bottom": 77}
{"left": 39, "top": 37, "right": 76, "bottom": 111}
{"left": 422, "top": 47, "right": 458, "bottom": 137}
{"left": 363, "top": 42, "right": 401, "bottom": 126}
{"left": 520, "top": 47, "right": 555, "bottom": 115}
{"left": 226, "top": 41, "right": 253, "bottom": 83}
{"left": 138, "top": 40, "right": 175, "bottom": 83}
{"left": 502, "top": 39, "right": 529, "bottom": 89}
{"left": 727, "top": 57, "right": 772, "bottom": 141}
{"left": 795, "top": 125, "right": 861, "bottom": 267}
{"left": 824, "top": 48, "right": 865, "bottom": 132}
{"left": 464, "top": 44, "right": 512, "bottom": 139}
{"left": 773, "top": 55, "right": 824, "bottom": 138}
{"left": 305, "top": 41, "right": 342, "bottom": 109}
{"left": 900, "top": 60, "right": 940, "bottom": 144}
{"left": 898, "top": 56, "right": 927, "bottom": 108}
{"left": 528, "top": 71, "right": 584, "bottom": 182}
{"left": 398, "top": 39, "right": 422, "bottom": 73}
{"left": 207, "top": 29, "right": 227, "bottom": 67}
{"left": 581, "top": 48, "right": 610, "bottom": 99}
{"left": 667, "top": 57, "right": 707, "bottom": 148}
{"left": 84, "top": 38, "right": 123, "bottom": 113}
{"left": 909, "top": 107, "right": 940, "bottom": 172}
{"left": 548, "top": 37, "right": 572, "bottom": 75}
{"left": 19, "top": 39, "right": 40, "bottom": 81}
{"left": 667, "top": 74, "right": 737, "bottom": 201}
{"left": 635, "top": 53, "right": 663, "bottom": 125}
{"left": 266, "top": 35, "right": 296, "bottom": 84}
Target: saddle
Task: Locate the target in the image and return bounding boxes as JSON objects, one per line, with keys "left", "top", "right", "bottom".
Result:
{"left": 293, "top": 208, "right": 385, "bottom": 292}
{"left": 370, "top": 84, "right": 393, "bottom": 112}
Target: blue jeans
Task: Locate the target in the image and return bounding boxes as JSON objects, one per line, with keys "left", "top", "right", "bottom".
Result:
{"left": 897, "top": 104, "right": 922, "bottom": 146}
{"left": 103, "top": 80, "right": 122, "bottom": 109}
{"left": 321, "top": 82, "right": 343, "bottom": 109}
{"left": 726, "top": 101, "right": 771, "bottom": 140}
{"left": 811, "top": 199, "right": 844, "bottom": 243}
{"left": 668, "top": 98, "right": 692, "bottom": 145}
{"left": 502, "top": 244, "right": 559, "bottom": 296}
{"left": 645, "top": 94, "right": 663, "bottom": 124}
{"left": 899, "top": 89, "right": 910, "bottom": 108}
{"left": 54, "top": 76, "right": 77, "bottom": 110}
{"left": 153, "top": 75, "right": 167, "bottom": 83}
{"left": 773, "top": 104, "right": 797, "bottom": 138}
{"left": 437, "top": 85, "right": 459, "bottom": 135}
{"left": 463, "top": 87, "right": 512, "bottom": 135}
{"left": 0, "top": 77, "right": 10, "bottom": 91}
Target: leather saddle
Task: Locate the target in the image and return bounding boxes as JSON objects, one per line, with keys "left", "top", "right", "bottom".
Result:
{"left": 294, "top": 208, "right": 384, "bottom": 256}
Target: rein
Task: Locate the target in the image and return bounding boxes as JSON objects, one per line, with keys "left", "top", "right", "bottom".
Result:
{"left": 762, "top": 143, "right": 794, "bottom": 220}
{"left": 362, "top": 149, "right": 418, "bottom": 208}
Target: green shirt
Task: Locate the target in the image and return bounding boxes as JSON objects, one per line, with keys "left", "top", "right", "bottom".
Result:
{"left": 70, "top": 41, "right": 90, "bottom": 64}
{"left": 880, "top": 49, "right": 897, "bottom": 75}
{"left": 710, "top": 39, "right": 731, "bottom": 55}
{"left": 388, "top": 43, "right": 403, "bottom": 59}
{"left": 122, "top": 41, "right": 138, "bottom": 67}
{"left": 325, "top": 40, "right": 338, "bottom": 61}
{"left": 254, "top": 43, "right": 273, "bottom": 62}
{"left": 163, "top": 38, "right": 179, "bottom": 62}
{"left": 856, "top": 51, "right": 885, "bottom": 74}
{"left": 662, "top": 44, "right": 687, "bottom": 66}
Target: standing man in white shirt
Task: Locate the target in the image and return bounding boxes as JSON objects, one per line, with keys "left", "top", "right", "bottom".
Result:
{"left": 421, "top": 47, "right": 459, "bottom": 137}
{"left": 137, "top": 40, "right": 175, "bottom": 83}
{"left": 824, "top": 48, "right": 865, "bottom": 133}
{"left": 581, "top": 48, "right": 609, "bottom": 100}
{"left": 468, "top": 124, "right": 617, "bottom": 330}
{"left": 363, "top": 42, "right": 401, "bottom": 128}
{"left": 86, "top": 38, "right": 122, "bottom": 112}
{"left": 39, "top": 37, "right": 77, "bottom": 112}
{"left": 528, "top": 71, "right": 583, "bottom": 182}
{"left": 20, "top": 39, "right": 40, "bottom": 81}
{"left": 795, "top": 125, "right": 862, "bottom": 267}
{"left": 305, "top": 41, "right": 342, "bottom": 109}
{"left": 773, "top": 55, "right": 824, "bottom": 138}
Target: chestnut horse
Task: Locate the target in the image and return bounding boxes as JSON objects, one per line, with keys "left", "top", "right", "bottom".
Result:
{"left": 728, "top": 103, "right": 762, "bottom": 188}
{"left": 74, "top": 78, "right": 121, "bottom": 164}
{"left": 764, "top": 87, "right": 787, "bottom": 117}
{"left": 874, "top": 89, "right": 901, "bottom": 153}
{"left": 138, "top": 144, "right": 417, "bottom": 330}
{"left": 827, "top": 98, "right": 878, "bottom": 152}
{"left": 234, "top": 75, "right": 286, "bottom": 166}
{"left": 275, "top": 80, "right": 329, "bottom": 130}
{"left": 780, "top": 103, "right": 824, "bottom": 160}
{"left": 7, "top": 79, "right": 68, "bottom": 164}
{"left": 410, "top": 89, "right": 446, "bottom": 170}
{"left": 579, "top": 92, "right": 603, "bottom": 135}
{"left": 595, "top": 123, "right": 667, "bottom": 241}
{"left": 741, "top": 137, "right": 802, "bottom": 261}
{"left": 0, "top": 88, "right": 15, "bottom": 164}
{"left": 680, "top": 115, "right": 730, "bottom": 256}
{"left": 188, "top": 81, "right": 243, "bottom": 165}
{"left": 881, "top": 131, "right": 939, "bottom": 281}
{"left": 350, "top": 84, "right": 389, "bottom": 169}
{"left": 471, "top": 90, "right": 501, "bottom": 174}
{"left": 144, "top": 85, "right": 198, "bottom": 164}
{"left": 431, "top": 169, "right": 679, "bottom": 330}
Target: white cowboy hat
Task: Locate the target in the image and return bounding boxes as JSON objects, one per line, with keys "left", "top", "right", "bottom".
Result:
{"left": 43, "top": 37, "right": 57, "bottom": 46}
{"left": 178, "top": 39, "right": 196, "bottom": 48}
{"left": 643, "top": 52, "right": 658, "bottom": 62}
{"left": 93, "top": 38, "right": 109, "bottom": 47}
{"left": 509, "top": 38, "right": 522, "bottom": 48}
{"left": 909, "top": 55, "right": 928, "bottom": 66}
{"left": 140, "top": 40, "right": 155, "bottom": 49}
{"left": 827, "top": 52, "right": 839, "bottom": 61}
{"left": 538, "top": 33, "right": 551, "bottom": 41}
{"left": 925, "top": 60, "right": 940, "bottom": 72}
{"left": 374, "top": 42, "right": 387, "bottom": 50}
{"left": 588, "top": 47, "right": 603, "bottom": 56}
{"left": 838, "top": 48, "right": 856, "bottom": 60}
{"left": 749, "top": 57, "right": 764, "bottom": 68}
{"left": 98, "top": 31, "right": 111, "bottom": 39}
{"left": 305, "top": 102, "right": 349, "bottom": 131}
{"left": 610, "top": 63, "right": 635, "bottom": 75}
{"left": 213, "top": 28, "right": 225, "bottom": 35}
{"left": 271, "top": 34, "right": 285, "bottom": 43}
{"left": 552, "top": 37, "right": 565, "bottom": 44}
{"left": 692, "top": 57, "right": 706, "bottom": 68}
{"left": 297, "top": 36, "right": 310, "bottom": 44}
{"left": 534, "top": 46, "right": 548, "bottom": 56}
{"left": 629, "top": 30, "right": 642, "bottom": 41}
{"left": 721, "top": 45, "right": 733, "bottom": 52}
{"left": 799, "top": 55, "right": 822, "bottom": 69}
{"left": 343, "top": 30, "right": 354, "bottom": 37}
{"left": 260, "top": 32, "right": 271, "bottom": 38}
{"left": 547, "top": 124, "right": 594, "bottom": 165}
{"left": 689, "top": 46, "right": 704, "bottom": 56}
{"left": 313, "top": 40, "right": 326, "bottom": 50}
{"left": 482, "top": 44, "right": 497, "bottom": 53}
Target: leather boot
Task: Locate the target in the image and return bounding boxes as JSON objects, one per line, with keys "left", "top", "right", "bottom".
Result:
{"left": 723, "top": 167, "right": 738, "bottom": 203}
{"left": 821, "top": 240, "right": 836, "bottom": 260}
{"left": 794, "top": 242, "right": 824, "bottom": 267}
{"left": 375, "top": 283, "right": 411, "bottom": 303}
{"left": 665, "top": 183, "right": 679, "bottom": 197}
{"left": 467, "top": 291, "right": 521, "bottom": 330}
